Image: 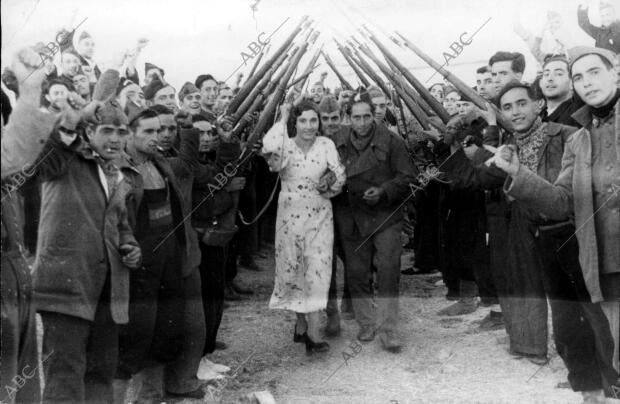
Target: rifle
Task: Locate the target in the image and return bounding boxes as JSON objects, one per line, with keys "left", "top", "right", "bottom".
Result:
{"left": 362, "top": 27, "right": 450, "bottom": 124}
{"left": 321, "top": 51, "right": 354, "bottom": 91}
{"left": 345, "top": 41, "right": 391, "bottom": 100}
{"left": 245, "top": 43, "right": 269, "bottom": 84}
{"left": 394, "top": 31, "right": 513, "bottom": 132}
{"left": 293, "top": 35, "right": 322, "bottom": 92}
{"left": 219, "top": 27, "right": 313, "bottom": 232}
{"left": 354, "top": 41, "right": 431, "bottom": 129}
{"left": 334, "top": 39, "right": 370, "bottom": 87}
{"left": 226, "top": 15, "right": 309, "bottom": 116}
{"left": 228, "top": 46, "right": 293, "bottom": 127}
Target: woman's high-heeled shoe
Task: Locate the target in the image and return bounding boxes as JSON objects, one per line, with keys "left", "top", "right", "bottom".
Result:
{"left": 305, "top": 337, "right": 329, "bottom": 354}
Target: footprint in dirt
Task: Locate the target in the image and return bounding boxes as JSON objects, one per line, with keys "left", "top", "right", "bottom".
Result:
{"left": 438, "top": 318, "right": 463, "bottom": 327}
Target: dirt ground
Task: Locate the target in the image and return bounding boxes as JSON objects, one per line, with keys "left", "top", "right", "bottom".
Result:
{"left": 193, "top": 249, "right": 584, "bottom": 404}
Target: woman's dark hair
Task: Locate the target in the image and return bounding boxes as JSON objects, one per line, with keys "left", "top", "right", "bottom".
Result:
{"left": 286, "top": 100, "right": 322, "bottom": 138}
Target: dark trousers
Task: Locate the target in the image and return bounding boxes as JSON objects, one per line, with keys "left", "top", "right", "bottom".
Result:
{"left": 1, "top": 252, "right": 40, "bottom": 404}
{"left": 118, "top": 232, "right": 184, "bottom": 378}
{"left": 225, "top": 236, "right": 239, "bottom": 284}
{"left": 199, "top": 243, "right": 227, "bottom": 354}
{"left": 412, "top": 183, "right": 439, "bottom": 271}
{"left": 40, "top": 278, "right": 117, "bottom": 403}
{"left": 341, "top": 221, "right": 402, "bottom": 333}
{"left": 164, "top": 268, "right": 206, "bottom": 394}
{"left": 538, "top": 224, "right": 618, "bottom": 392}
{"left": 327, "top": 225, "right": 351, "bottom": 316}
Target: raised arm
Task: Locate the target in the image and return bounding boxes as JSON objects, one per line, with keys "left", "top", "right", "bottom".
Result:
{"left": 1, "top": 48, "right": 59, "bottom": 178}
{"left": 168, "top": 126, "right": 200, "bottom": 178}
{"left": 577, "top": 5, "right": 601, "bottom": 40}
{"left": 261, "top": 120, "right": 293, "bottom": 173}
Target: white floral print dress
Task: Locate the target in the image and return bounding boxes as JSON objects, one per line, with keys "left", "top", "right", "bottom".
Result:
{"left": 261, "top": 121, "right": 346, "bottom": 313}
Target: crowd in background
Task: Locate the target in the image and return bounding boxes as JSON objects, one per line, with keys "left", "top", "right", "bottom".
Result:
{"left": 1, "top": 1, "right": 619, "bottom": 403}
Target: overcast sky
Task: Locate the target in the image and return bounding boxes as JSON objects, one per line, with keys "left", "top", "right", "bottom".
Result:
{"left": 2, "top": 0, "right": 600, "bottom": 93}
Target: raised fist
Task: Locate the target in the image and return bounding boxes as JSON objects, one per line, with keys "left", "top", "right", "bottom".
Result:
{"left": 493, "top": 144, "right": 520, "bottom": 176}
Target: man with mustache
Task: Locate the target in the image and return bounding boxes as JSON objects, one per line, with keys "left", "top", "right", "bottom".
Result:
{"left": 332, "top": 91, "right": 415, "bottom": 352}
{"left": 496, "top": 46, "right": 620, "bottom": 401}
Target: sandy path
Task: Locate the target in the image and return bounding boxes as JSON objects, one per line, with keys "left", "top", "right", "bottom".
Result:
{"left": 201, "top": 250, "right": 583, "bottom": 404}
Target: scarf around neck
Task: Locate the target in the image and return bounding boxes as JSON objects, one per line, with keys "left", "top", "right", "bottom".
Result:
{"left": 515, "top": 117, "right": 546, "bottom": 173}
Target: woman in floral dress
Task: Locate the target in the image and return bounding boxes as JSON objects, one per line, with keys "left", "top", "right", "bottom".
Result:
{"left": 261, "top": 100, "right": 346, "bottom": 353}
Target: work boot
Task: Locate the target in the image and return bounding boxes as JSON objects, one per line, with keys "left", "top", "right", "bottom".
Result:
{"left": 378, "top": 331, "right": 402, "bottom": 353}
{"left": 357, "top": 325, "right": 376, "bottom": 343}
{"left": 239, "top": 254, "right": 261, "bottom": 271}
{"left": 231, "top": 280, "right": 253, "bottom": 295}
{"left": 224, "top": 285, "right": 242, "bottom": 301}
{"left": 325, "top": 312, "right": 341, "bottom": 337}
{"left": 437, "top": 297, "right": 478, "bottom": 316}
{"left": 478, "top": 310, "right": 504, "bottom": 331}
{"left": 438, "top": 280, "right": 478, "bottom": 316}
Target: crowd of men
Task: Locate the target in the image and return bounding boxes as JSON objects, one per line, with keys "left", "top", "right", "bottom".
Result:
{"left": 1, "top": 1, "right": 619, "bottom": 403}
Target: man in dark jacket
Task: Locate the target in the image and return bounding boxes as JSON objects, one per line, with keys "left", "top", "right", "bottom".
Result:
{"left": 333, "top": 94, "right": 415, "bottom": 352}
{"left": 116, "top": 107, "right": 198, "bottom": 400}
{"left": 497, "top": 46, "right": 620, "bottom": 400}
{"left": 539, "top": 55, "right": 584, "bottom": 127}
{"left": 34, "top": 99, "right": 142, "bottom": 403}
{"left": 445, "top": 80, "right": 607, "bottom": 391}
{"left": 578, "top": 2, "right": 620, "bottom": 53}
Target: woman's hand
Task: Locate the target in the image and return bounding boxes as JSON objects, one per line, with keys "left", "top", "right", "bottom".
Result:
{"left": 317, "top": 170, "right": 336, "bottom": 193}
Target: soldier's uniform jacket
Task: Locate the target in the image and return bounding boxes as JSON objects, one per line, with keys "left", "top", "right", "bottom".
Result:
{"left": 332, "top": 122, "right": 416, "bottom": 237}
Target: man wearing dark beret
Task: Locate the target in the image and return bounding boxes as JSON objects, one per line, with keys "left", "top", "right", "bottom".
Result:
{"left": 145, "top": 62, "right": 165, "bottom": 86}
{"left": 144, "top": 78, "right": 177, "bottom": 113}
